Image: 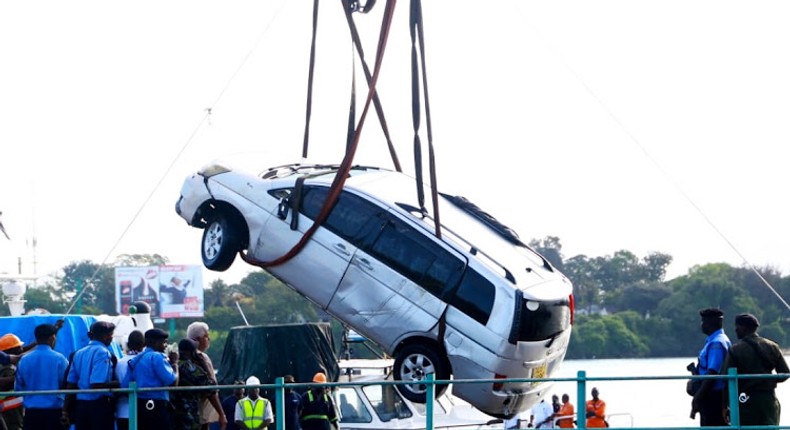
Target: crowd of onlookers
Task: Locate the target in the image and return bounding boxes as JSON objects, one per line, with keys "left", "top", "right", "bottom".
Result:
{"left": 0, "top": 320, "right": 339, "bottom": 430}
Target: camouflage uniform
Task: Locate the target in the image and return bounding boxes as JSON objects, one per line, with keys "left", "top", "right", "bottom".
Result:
{"left": 172, "top": 360, "right": 215, "bottom": 430}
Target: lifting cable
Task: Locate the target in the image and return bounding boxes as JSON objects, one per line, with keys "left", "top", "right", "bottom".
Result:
{"left": 409, "top": 0, "right": 442, "bottom": 238}
{"left": 341, "top": 0, "right": 402, "bottom": 172}
{"left": 301, "top": 0, "right": 320, "bottom": 159}
{"left": 242, "top": 0, "right": 398, "bottom": 268}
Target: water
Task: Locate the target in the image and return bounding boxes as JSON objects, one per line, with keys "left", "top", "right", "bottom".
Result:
{"left": 547, "top": 357, "right": 790, "bottom": 428}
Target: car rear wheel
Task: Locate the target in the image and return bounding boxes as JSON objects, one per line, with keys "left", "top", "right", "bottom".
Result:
{"left": 393, "top": 343, "right": 450, "bottom": 402}
{"left": 201, "top": 214, "right": 241, "bottom": 271}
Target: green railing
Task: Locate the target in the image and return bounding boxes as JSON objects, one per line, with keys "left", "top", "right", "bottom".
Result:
{"left": 3, "top": 369, "right": 787, "bottom": 430}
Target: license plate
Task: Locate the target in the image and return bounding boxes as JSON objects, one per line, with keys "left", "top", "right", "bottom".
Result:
{"left": 532, "top": 364, "right": 548, "bottom": 383}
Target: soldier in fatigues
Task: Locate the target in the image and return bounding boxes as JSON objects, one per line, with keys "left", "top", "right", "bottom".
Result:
{"left": 724, "top": 313, "right": 789, "bottom": 427}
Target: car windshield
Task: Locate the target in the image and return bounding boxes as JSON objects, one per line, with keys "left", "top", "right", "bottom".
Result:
{"left": 361, "top": 384, "right": 413, "bottom": 422}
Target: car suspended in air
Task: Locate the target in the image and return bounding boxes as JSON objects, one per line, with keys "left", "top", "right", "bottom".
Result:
{"left": 175, "top": 158, "right": 574, "bottom": 418}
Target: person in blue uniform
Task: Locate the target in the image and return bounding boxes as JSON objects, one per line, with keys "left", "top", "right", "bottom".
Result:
{"left": 222, "top": 381, "right": 246, "bottom": 430}
{"left": 65, "top": 321, "right": 119, "bottom": 430}
{"left": 15, "top": 323, "right": 69, "bottom": 429}
{"left": 690, "top": 307, "right": 731, "bottom": 426}
{"left": 283, "top": 375, "right": 302, "bottom": 430}
{"left": 126, "top": 328, "right": 179, "bottom": 430}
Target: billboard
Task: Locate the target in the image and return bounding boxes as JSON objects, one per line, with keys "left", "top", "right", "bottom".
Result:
{"left": 115, "top": 265, "right": 204, "bottom": 318}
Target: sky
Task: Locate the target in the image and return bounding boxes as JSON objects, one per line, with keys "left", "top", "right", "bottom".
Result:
{"left": 1, "top": 1, "right": 789, "bottom": 292}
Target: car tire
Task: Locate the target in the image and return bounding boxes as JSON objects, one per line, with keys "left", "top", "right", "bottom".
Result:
{"left": 201, "top": 214, "right": 241, "bottom": 271}
{"left": 393, "top": 343, "right": 450, "bottom": 403}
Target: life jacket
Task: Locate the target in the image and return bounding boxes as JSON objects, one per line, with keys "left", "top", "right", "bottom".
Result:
{"left": 0, "top": 395, "right": 23, "bottom": 412}
{"left": 241, "top": 397, "right": 267, "bottom": 429}
{"left": 302, "top": 390, "right": 331, "bottom": 422}
{"left": 0, "top": 365, "right": 22, "bottom": 412}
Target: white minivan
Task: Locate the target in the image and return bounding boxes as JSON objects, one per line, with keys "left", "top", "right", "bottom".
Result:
{"left": 176, "top": 160, "right": 574, "bottom": 418}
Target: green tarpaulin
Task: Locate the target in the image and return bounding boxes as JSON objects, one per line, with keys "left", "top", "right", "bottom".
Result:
{"left": 217, "top": 323, "right": 340, "bottom": 386}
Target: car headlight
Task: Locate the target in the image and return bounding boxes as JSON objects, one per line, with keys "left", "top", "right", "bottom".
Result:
{"left": 199, "top": 164, "right": 231, "bottom": 178}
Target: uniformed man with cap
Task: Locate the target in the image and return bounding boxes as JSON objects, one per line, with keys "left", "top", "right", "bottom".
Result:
{"left": 690, "top": 307, "right": 731, "bottom": 426}
{"left": 64, "top": 321, "right": 119, "bottom": 430}
{"left": 234, "top": 375, "right": 273, "bottom": 429}
{"left": 15, "top": 324, "right": 69, "bottom": 429}
{"left": 300, "top": 372, "right": 338, "bottom": 430}
{"left": 125, "top": 328, "right": 178, "bottom": 430}
{"left": 723, "top": 313, "right": 789, "bottom": 427}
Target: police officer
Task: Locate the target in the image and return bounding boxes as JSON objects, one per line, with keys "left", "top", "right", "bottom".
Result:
{"left": 126, "top": 328, "right": 178, "bottom": 430}
{"left": 300, "top": 373, "right": 338, "bottom": 430}
{"left": 691, "top": 307, "right": 731, "bottom": 426}
{"left": 15, "top": 324, "right": 69, "bottom": 429}
{"left": 65, "top": 321, "right": 119, "bottom": 430}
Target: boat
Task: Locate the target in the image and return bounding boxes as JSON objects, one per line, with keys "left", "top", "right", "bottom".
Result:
{"left": 334, "top": 359, "right": 502, "bottom": 430}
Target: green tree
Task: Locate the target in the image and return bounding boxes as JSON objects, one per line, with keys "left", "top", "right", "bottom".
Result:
{"left": 60, "top": 260, "right": 115, "bottom": 314}
{"left": 529, "top": 236, "right": 564, "bottom": 271}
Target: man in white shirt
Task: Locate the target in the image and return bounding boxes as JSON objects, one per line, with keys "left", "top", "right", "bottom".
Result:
{"left": 235, "top": 376, "right": 273, "bottom": 430}
{"left": 533, "top": 398, "right": 555, "bottom": 429}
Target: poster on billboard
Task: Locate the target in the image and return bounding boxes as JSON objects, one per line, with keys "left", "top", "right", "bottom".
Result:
{"left": 115, "top": 265, "right": 204, "bottom": 318}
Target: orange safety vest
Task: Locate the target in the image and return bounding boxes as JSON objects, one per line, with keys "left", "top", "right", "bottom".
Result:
{"left": 585, "top": 399, "right": 607, "bottom": 428}
{"left": 557, "top": 402, "right": 575, "bottom": 428}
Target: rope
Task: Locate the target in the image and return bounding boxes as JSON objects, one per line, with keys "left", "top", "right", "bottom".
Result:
{"left": 241, "top": 0, "right": 398, "bottom": 268}
{"left": 409, "top": 0, "right": 441, "bottom": 238}
{"left": 341, "top": 0, "right": 402, "bottom": 172}
{"left": 301, "top": 0, "right": 320, "bottom": 159}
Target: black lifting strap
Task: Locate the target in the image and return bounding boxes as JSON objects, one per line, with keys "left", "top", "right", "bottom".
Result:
{"left": 241, "top": 0, "right": 398, "bottom": 269}
{"left": 342, "top": 0, "right": 402, "bottom": 172}
{"left": 409, "top": 0, "right": 441, "bottom": 238}
{"left": 301, "top": 0, "right": 320, "bottom": 159}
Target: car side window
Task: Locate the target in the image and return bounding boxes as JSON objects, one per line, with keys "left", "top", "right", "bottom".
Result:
{"left": 300, "top": 186, "right": 386, "bottom": 246}
{"left": 446, "top": 268, "right": 495, "bottom": 325}
{"left": 368, "top": 216, "right": 464, "bottom": 298}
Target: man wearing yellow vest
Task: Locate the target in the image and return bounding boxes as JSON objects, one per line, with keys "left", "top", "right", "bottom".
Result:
{"left": 300, "top": 373, "right": 338, "bottom": 430}
{"left": 235, "top": 376, "right": 273, "bottom": 430}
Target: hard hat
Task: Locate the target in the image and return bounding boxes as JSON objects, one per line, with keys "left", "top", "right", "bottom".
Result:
{"left": 0, "top": 334, "right": 23, "bottom": 352}
{"left": 246, "top": 376, "right": 261, "bottom": 386}
{"left": 313, "top": 372, "right": 327, "bottom": 383}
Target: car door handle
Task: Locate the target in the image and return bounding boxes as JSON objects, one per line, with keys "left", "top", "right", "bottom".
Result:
{"left": 356, "top": 257, "right": 373, "bottom": 271}
{"left": 333, "top": 243, "right": 351, "bottom": 256}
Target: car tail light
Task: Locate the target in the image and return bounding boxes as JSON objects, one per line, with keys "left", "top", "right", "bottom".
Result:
{"left": 493, "top": 373, "right": 507, "bottom": 391}
{"left": 569, "top": 294, "right": 575, "bottom": 325}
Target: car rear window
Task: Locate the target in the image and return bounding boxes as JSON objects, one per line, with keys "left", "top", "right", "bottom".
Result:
{"left": 510, "top": 291, "right": 571, "bottom": 343}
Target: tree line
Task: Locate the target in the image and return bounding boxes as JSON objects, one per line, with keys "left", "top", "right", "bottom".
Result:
{"left": 2, "top": 238, "right": 788, "bottom": 363}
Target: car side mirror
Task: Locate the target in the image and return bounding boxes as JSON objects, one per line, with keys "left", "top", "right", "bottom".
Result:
{"left": 277, "top": 197, "right": 290, "bottom": 220}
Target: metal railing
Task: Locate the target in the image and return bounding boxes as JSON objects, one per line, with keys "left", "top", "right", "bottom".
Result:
{"left": 2, "top": 368, "right": 787, "bottom": 430}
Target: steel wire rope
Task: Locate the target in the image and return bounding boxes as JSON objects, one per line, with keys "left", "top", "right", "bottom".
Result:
{"left": 510, "top": 4, "right": 789, "bottom": 312}
{"left": 65, "top": 1, "right": 289, "bottom": 315}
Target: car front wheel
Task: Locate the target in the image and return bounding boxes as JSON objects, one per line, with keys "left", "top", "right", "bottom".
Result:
{"left": 201, "top": 215, "right": 241, "bottom": 271}
{"left": 393, "top": 343, "right": 450, "bottom": 402}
